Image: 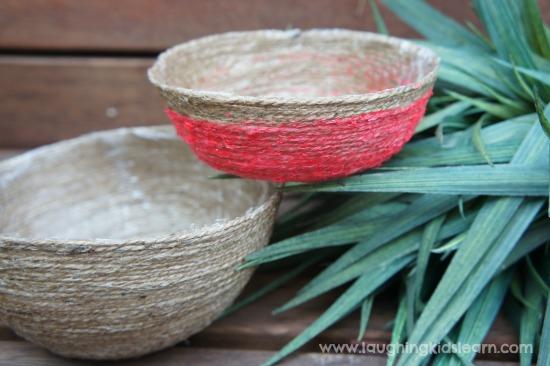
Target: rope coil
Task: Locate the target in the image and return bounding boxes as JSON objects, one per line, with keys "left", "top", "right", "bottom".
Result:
{"left": 0, "top": 126, "right": 279, "bottom": 359}
{"left": 149, "top": 29, "right": 439, "bottom": 182}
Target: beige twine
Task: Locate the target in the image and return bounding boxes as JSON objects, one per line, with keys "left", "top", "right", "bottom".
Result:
{"left": 0, "top": 126, "right": 280, "bottom": 359}
{"left": 148, "top": 29, "right": 439, "bottom": 123}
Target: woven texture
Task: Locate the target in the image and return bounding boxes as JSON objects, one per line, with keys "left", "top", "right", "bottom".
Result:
{"left": 0, "top": 126, "right": 279, "bottom": 360}
{"left": 149, "top": 29, "right": 439, "bottom": 182}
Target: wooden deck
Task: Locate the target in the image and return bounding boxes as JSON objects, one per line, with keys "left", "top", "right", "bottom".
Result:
{"left": 3, "top": 2, "right": 547, "bottom": 363}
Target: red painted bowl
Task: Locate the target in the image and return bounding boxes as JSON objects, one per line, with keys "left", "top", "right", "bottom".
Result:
{"left": 149, "top": 29, "right": 439, "bottom": 182}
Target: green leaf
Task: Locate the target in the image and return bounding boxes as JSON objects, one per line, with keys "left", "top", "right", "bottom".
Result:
{"left": 510, "top": 275, "right": 538, "bottom": 310}
{"left": 472, "top": 115, "right": 493, "bottom": 166}
{"left": 523, "top": 0, "right": 550, "bottom": 58}
{"left": 431, "top": 232, "right": 465, "bottom": 254}
{"left": 423, "top": 44, "right": 525, "bottom": 99}
{"left": 273, "top": 240, "right": 415, "bottom": 313}
{"left": 496, "top": 59, "right": 550, "bottom": 88}
{"left": 243, "top": 201, "right": 407, "bottom": 267}
{"left": 396, "top": 122, "right": 548, "bottom": 366}
{"left": 533, "top": 96, "right": 550, "bottom": 215}
{"left": 429, "top": 95, "right": 456, "bottom": 106}
{"left": 473, "top": 0, "right": 536, "bottom": 68}
{"left": 437, "top": 66, "right": 495, "bottom": 97}
{"left": 458, "top": 196, "right": 465, "bottom": 219}
{"left": 481, "top": 83, "right": 531, "bottom": 115}
{"left": 299, "top": 217, "right": 472, "bottom": 309}
{"left": 519, "top": 272, "right": 544, "bottom": 366}
{"left": 382, "top": 0, "right": 488, "bottom": 50}
{"left": 447, "top": 271, "right": 513, "bottom": 366}
{"left": 437, "top": 337, "right": 477, "bottom": 366}
{"left": 466, "top": 21, "right": 493, "bottom": 49}
{"left": 501, "top": 220, "right": 550, "bottom": 270}
{"left": 357, "top": 295, "right": 374, "bottom": 341}
{"left": 493, "top": 58, "right": 550, "bottom": 102}
{"left": 534, "top": 89, "right": 550, "bottom": 138}
{"left": 432, "top": 349, "right": 455, "bottom": 366}
{"left": 286, "top": 165, "right": 549, "bottom": 196}
{"left": 399, "top": 198, "right": 544, "bottom": 366}
{"left": 414, "top": 215, "right": 446, "bottom": 311}
{"left": 509, "top": 63, "right": 536, "bottom": 100}
{"left": 406, "top": 114, "right": 534, "bottom": 157}
{"left": 518, "top": 67, "right": 550, "bottom": 88}
{"left": 405, "top": 271, "right": 416, "bottom": 336}
{"left": 394, "top": 138, "right": 521, "bottom": 169}
{"left": 311, "top": 193, "right": 399, "bottom": 229}
{"left": 394, "top": 115, "right": 532, "bottom": 167}
{"left": 387, "top": 296, "right": 408, "bottom": 366}
{"left": 261, "top": 273, "right": 390, "bottom": 366}
{"left": 526, "top": 255, "right": 550, "bottom": 295}
{"left": 303, "top": 195, "right": 470, "bottom": 292}
{"left": 538, "top": 296, "right": 550, "bottom": 366}
{"left": 370, "top": 0, "right": 388, "bottom": 35}
{"left": 415, "top": 101, "right": 471, "bottom": 133}
{"left": 446, "top": 91, "right": 519, "bottom": 119}
{"left": 222, "top": 253, "right": 326, "bottom": 318}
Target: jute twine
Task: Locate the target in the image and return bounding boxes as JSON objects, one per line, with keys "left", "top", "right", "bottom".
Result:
{"left": 0, "top": 126, "right": 280, "bottom": 360}
{"left": 148, "top": 29, "right": 438, "bottom": 182}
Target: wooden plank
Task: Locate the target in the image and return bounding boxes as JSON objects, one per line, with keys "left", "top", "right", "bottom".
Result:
{"left": 0, "top": 56, "right": 165, "bottom": 148}
{"left": 0, "top": 342, "right": 521, "bottom": 366}
{"left": 2, "top": 4, "right": 550, "bottom": 147}
{"left": 0, "top": 0, "right": 407, "bottom": 52}
{"left": 3, "top": 0, "right": 541, "bottom": 52}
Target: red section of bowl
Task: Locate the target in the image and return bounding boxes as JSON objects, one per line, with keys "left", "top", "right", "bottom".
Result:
{"left": 167, "top": 90, "right": 431, "bottom": 182}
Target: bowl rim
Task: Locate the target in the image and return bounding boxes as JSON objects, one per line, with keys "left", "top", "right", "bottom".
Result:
{"left": 148, "top": 28, "right": 440, "bottom": 106}
{"left": 0, "top": 126, "right": 280, "bottom": 250}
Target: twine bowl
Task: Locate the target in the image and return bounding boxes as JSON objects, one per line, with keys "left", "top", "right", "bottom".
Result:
{"left": 149, "top": 29, "right": 439, "bottom": 183}
{"left": 0, "top": 126, "right": 279, "bottom": 359}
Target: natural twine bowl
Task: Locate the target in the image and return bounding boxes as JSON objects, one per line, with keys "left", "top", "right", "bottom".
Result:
{"left": 149, "top": 29, "right": 439, "bottom": 183}
{"left": 0, "top": 126, "right": 279, "bottom": 360}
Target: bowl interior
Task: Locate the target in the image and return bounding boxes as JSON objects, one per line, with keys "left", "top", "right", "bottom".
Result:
{"left": 0, "top": 127, "right": 271, "bottom": 241}
{"left": 153, "top": 30, "right": 437, "bottom": 98}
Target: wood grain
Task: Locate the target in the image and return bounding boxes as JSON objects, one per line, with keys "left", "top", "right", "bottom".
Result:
{"left": 5, "top": 0, "right": 546, "bottom": 53}
{"left": 0, "top": 0, "right": 413, "bottom": 52}
{"left": 0, "top": 56, "right": 165, "bottom": 148}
